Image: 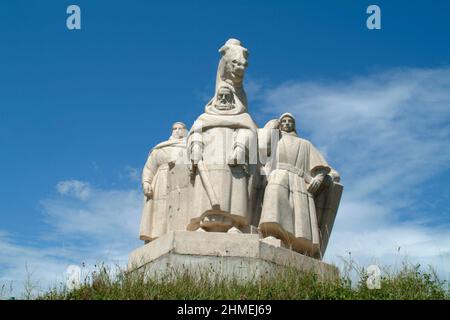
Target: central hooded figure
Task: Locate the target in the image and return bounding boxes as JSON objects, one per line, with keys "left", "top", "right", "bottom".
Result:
{"left": 186, "top": 39, "right": 259, "bottom": 233}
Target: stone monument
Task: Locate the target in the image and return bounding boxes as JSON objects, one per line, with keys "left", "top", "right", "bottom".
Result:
{"left": 129, "top": 39, "right": 343, "bottom": 281}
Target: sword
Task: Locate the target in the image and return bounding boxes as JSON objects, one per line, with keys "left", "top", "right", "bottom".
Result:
{"left": 196, "top": 160, "right": 220, "bottom": 210}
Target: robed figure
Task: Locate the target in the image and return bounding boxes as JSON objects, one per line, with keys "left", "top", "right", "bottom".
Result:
{"left": 139, "top": 122, "right": 189, "bottom": 242}
{"left": 187, "top": 39, "right": 259, "bottom": 232}
{"left": 259, "top": 113, "right": 335, "bottom": 257}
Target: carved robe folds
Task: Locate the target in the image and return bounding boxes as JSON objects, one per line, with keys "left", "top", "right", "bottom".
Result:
{"left": 187, "top": 113, "right": 258, "bottom": 232}
{"left": 139, "top": 138, "right": 189, "bottom": 241}
{"left": 259, "top": 131, "right": 330, "bottom": 256}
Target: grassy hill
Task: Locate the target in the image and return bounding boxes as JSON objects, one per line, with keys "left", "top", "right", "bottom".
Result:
{"left": 36, "top": 262, "right": 449, "bottom": 300}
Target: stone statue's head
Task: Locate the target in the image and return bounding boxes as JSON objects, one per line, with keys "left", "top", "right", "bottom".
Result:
{"left": 205, "top": 38, "right": 249, "bottom": 115}
{"left": 171, "top": 122, "right": 187, "bottom": 139}
{"left": 279, "top": 113, "right": 297, "bottom": 134}
{"left": 218, "top": 38, "right": 249, "bottom": 87}
{"left": 214, "top": 86, "right": 235, "bottom": 111}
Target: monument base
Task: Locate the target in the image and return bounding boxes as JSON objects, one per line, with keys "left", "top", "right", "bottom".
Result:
{"left": 128, "top": 231, "right": 339, "bottom": 282}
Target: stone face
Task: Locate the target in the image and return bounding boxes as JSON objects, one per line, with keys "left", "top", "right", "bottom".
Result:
{"left": 128, "top": 231, "right": 339, "bottom": 282}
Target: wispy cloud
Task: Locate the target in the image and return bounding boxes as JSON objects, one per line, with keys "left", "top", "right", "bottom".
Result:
{"left": 56, "top": 180, "right": 91, "bottom": 201}
{"left": 119, "top": 166, "right": 141, "bottom": 183}
{"left": 0, "top": 232, "right": 79, "bottom": 298}
{"left": 42, "top": 181, "right": 141, "bottom": 244}
{"left": 261, "top": 66, "right": 450, "bottom": 278}
{"left": 0, "top": 182, "right": 142, "bottom": 297}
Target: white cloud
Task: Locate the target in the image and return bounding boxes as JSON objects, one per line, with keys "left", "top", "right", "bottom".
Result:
{"left": 0, "top": 232, "right": 79, "bottom": 298}
{"left": 0, "top": 183, "right": 143, "bottom": 297}
{"left": 56, "top": 180, "right": 91, "bottom": 201}
{"left": 119, "top": 166, "right": 141, "bottom": 182}
{"left": 42, "top": 185, "right": 141, "bottom": 243}
{"left": 261, "top": 66, "right": 450, "bottom": 280}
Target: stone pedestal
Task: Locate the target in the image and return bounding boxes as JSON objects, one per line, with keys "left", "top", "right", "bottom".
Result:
{"left": 128, "top": 231, "right": 339, "bottom": 282}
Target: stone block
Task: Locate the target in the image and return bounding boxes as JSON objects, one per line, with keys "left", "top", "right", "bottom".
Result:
{"left": 128, "top": 231, "right": 339, "bottom": 282}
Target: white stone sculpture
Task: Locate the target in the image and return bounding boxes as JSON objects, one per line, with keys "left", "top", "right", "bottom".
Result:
{"left": 186, "top": 39, "right": 259, "bottom": 233}
{"left": 139, "top": 122, "right": 189, "bottom": 242}
{"left": 258, "top": 113, "right": 342, "bottom": 258}
{"left": 133, "top": 38, "right": 342, "bottom": 274}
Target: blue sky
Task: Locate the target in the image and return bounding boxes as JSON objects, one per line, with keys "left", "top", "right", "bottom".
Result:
{"left": 1, "top": 0, "right": 450, "bottom": 296}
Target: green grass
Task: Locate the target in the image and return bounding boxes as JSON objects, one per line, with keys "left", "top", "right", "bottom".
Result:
{"left": 36, "top": 262, "right": 449, "bottom": 300}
